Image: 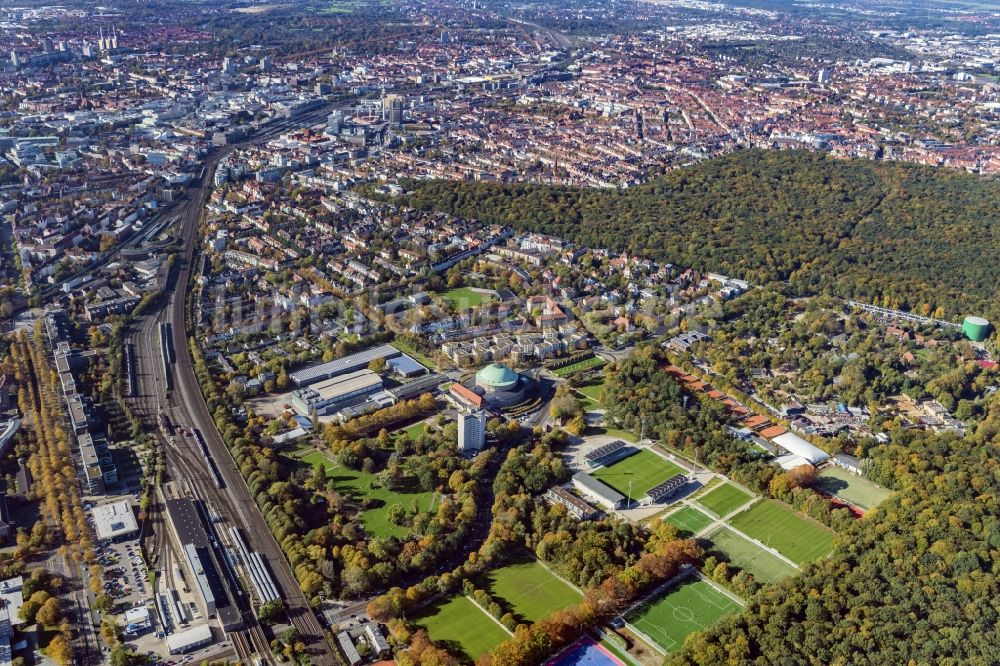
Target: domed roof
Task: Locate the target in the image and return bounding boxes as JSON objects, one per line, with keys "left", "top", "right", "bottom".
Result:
{"left": 476, "top": 363, "right": 519, "bottom": 388}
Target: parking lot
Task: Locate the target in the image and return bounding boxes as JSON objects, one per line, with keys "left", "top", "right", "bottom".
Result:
{"left": 97, "top": 539, "right": 151, "bottom": 610}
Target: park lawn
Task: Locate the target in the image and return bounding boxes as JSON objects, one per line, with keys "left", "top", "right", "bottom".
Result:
{"left": 728, "top": 500, "right": 835, "bottom": 564}
{"left": 705, "top": 527, "right": 798, "bottom": 584}
{"left": 414, "top": 595, "right": 510, "bottom": 661}
{"left": 396, "top": 419, "right": 431, "bottom": 440}
{"left": 626, "top": 577, "right": 741, "bottom": 654}
{"left": 298, "top": 450, "right": 435, "bottom": 539}
{"left": 585, "top": 426, "right": 639, "bottom": 443}
{"left": 591, "top": 449, "right": 684, "bottom": 498}
{"left": 816, "top": 466, "right": 891, "bottom": 509}
{"left": 696, "top": 483, "right": 754, "bottom": 517}
{"left": 439, "top": 287, "right": 491, "bottom": 309}
{"left": 664, "top": 506, "right": 714, "bottom": 538}
{"left": 574, "top": 378, "right": 608, "bottom": 406}
{"left": 481, "top": 559, "right": 581, "bottom": 623}
{"left": 552, "top": 356, "right": 605, "bottom": 378}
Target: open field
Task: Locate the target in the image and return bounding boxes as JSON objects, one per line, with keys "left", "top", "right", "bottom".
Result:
{"left": 575, "top": 378, "right": 608, "bottom": 405}
{"left": 816, "top": 466, "right": 891, "bottom": 509}
{"left": 298, "top": 450, "right": 435, "bottom": 539}
{"left": 552, "top": 356, "right": 605, "bottom": 378}
{"left": 626, "top": 577, "right": 741, "bottom": 654}
{"left": 592, "top": 449, "right": 684, "bottom": 498}
{"left": 705, "top": 527, "right": 798, "bottom": 583}
{"left": 439, "top": 287, "right": 491, "bottom": 308}
{"left": 664, "top": 506, "right": 714, "bottom": 538}
{"left": 696, "top": 483, "right": 753, "bottom": 517}
{"left": 414, "top": 595, "right": 509, "bottom": 661}
{"left": 728, "top": 500, "right": 835, "bottom": 564}
{"left": 481, "top": 558, "right": 581, "bottom": 623}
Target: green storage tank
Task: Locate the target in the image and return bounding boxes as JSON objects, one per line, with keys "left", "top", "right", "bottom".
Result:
{"left": 962, "top": 316, "right": 991, "bottom": 342}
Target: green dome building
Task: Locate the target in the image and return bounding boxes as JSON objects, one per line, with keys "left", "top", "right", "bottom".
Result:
{"left": 474, "top": 363, "right": 526, "bottom": 407}
{"left": 962, "top": 316, "right": 991, "bottom": 342}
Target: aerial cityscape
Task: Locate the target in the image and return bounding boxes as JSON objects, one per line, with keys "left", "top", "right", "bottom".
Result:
{"left": 0, "top": 0, "right": 999, "bottom": 664}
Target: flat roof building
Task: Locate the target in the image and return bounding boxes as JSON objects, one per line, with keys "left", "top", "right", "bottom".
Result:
{"left": 289, "top": 344, "right": 400, "bottom": 387}
{"left": 165, "top": 623, "right": 214, "bottom": 654}
{"left": 290, "top": 369, "right": 383, "bottom": 417}
{"left": 91, "top": 500, "right": 138, "bottom": 542}
{"left": 572, "top": 472, "right": 625, "bottom": 510}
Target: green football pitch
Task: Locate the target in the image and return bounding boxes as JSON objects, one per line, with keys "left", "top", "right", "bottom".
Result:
{"left": 665, "top": 506, "right": 714, "bottom": 538}
{"left": 728, "top": 500, "right": 835, "bottom": 564}
{"left": 481, "top": 559, "right": 582, "bottom": 623}
{"left": 627, "top": 577, "right": 741, "bottom": 654}
{"left": 696, "top": 483, "right": 753, "bottom": 517}
{"left": 591, "top": 449, "right": 685, "bottom": 498}
{"left": 414, "top": 595, "right": 510, "bottom": 660}
{"left": 816, "top": 466, "right": 891, "bottom": 509}
{"left": 705, "top": 527, "right": 798, "bottom": 583}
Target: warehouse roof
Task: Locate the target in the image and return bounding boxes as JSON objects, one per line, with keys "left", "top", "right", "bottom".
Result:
{"left": 289, "top": 345, "right": 400, "bottom": 386}
{"left": 91, "top": 500, "right": 138, "bottom": 541}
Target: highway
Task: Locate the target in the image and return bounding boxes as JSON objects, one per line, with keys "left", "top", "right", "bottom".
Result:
{"left": 125, "top": 105, "right": 343, "bottom": 666}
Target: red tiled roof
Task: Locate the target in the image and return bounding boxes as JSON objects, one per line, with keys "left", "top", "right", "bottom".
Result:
{"left": 450, "top": 383, "right": 484, "bottom": 408}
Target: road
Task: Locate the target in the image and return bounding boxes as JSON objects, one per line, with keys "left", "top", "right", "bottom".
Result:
{"left": 124, "top": 105, "right": 344, "bottom": 666}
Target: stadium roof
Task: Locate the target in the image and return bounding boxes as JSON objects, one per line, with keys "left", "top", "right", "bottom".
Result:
{"left": 572, "top": 472, "right": 625, "bottom": 505}
{"left": 644, "top": 474, "right": 687, "bottom": 502}
{"left": 772, "top": 432, "right": 830, "bottom": 465}
{"left": 585, "top": 440, "right": 627, "bottom": 464}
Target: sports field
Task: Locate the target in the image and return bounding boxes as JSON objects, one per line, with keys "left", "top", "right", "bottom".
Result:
{"left": 696, "top": 483, "right": 753, "bottom": 517}
{"left": 626, "top": 577, "right": 741, "bottom": 654}
{"left": 481, "top": 559, "right": 581, "bottom": 623}
{"left": 816, "top": 466, "right": 891, "bottom": 509}
{"left": 664, "top": 506, "right": 714, "bottom": 538}
{"left": 439, "top": 287, "right": 491, "bottom": 308}
{"left": 298, "top": 450, "right": 435, "bottom": 539}
{"left": 591, "top": 449, "right": 684, "bottom": 498}
{"left": 728, "top": 500, "right": 835, "bottom": 564}
{"left": 414, "top": 595, "right": 510, "bottom": 660}
{"left": 552, "top": 356, "right": 605, "bottom": 378}
{"left": 705, "top": 527, "right": 798, "bottom": 583}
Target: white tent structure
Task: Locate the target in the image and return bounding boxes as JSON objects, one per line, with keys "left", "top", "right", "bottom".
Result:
{"left": 771, "top": 432, "right": 830, "bottom": 465}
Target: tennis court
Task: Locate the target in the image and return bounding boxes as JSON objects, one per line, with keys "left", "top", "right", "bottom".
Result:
{"left": 626, "top": 577, "right": 741, "bottom": 654}
{"left": 705, "top": 526, "right": 797, "bottom": 583}
{"left": 591, "top": 449, "right": 684, "bottom": 498}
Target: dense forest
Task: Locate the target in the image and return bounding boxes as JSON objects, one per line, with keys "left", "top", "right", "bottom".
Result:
{"left": 396, "top": 150, "right": 1000, "bottom": 324}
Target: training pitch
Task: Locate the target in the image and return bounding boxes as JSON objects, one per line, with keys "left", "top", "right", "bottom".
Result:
{"left": 664, "top": 505, "right": 714, "bottom": 538}
{"left": 728, "top": 500, "right": 835, "bottom": 564}
{"left": 414, "top": 595, "right": 510, "bottom": 661}
{"left": 705, "top": 527, "right": 798, "bottom": 583}
{"left": 816, "top": 466, "right": 891, "bottom": 509}
{"left": 696, "top": 483, "right": 753, "bottom": 517}
{"left": 482, "top": 559, "right": 581, "bottom": 623}
{"left": 591, "top": 449, "right": 685, "bottom": 498}
{"left": 627, "top": 577, "right": 741, "bottom": 654}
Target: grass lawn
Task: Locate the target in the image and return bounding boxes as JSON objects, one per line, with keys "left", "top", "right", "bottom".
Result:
{"left": 439, "top": 287, "right": 491, "bottom": 309}
{"left": 728, "top": 500, "right": 835, "bottom": 564}
{"left": 414, "top": 595, "right": 509, "bottom": 661}
{"left": 664, "top": 506, "right": 715, "bottom": 538}
{"left": 552, "top": 356, "right": 606, "bottom": 378}
{"left": 298, "top": 450, "right": 435, "bottom": 539}
{"left": 705, "top": 527, "right": 798, "bottom": 583}
{"left": 626, "top": 577, "right": 741, "bottom": 654}
{"left": 481, "top": 559, "right": 581, "bottom": 623}
{"left": 696, "top": 484, "right": 753, "bottom": 517}
{"left": 816, "top": 466, "right": 891, "bottom": 510}
{"left": 592, "top": 449, "right": 684, "bottom": 498}
{"left": 574, "top": 378, "right": 608, "bottom": 406}
{"left": 395, "top": 419, "right": 431, "bottom": 440}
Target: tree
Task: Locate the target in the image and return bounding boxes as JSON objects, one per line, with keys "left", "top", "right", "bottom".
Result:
{"left": 35, "top": 597, "right": 62, "bottom": 626}
{"left": 45, "top": 633, "right": 73, "bottom": 666}
{"left": 387, "top": 504, "right": 407, "bottom": 526}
